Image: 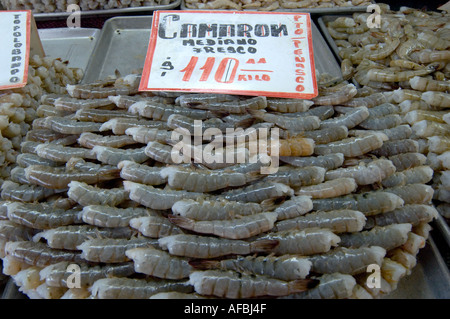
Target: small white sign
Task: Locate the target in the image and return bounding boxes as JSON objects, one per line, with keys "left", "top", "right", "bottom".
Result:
{"left": 140, "top": 10, "right": 318, "bottom": 99}
{"left": 0, "top": 11, "right": 31, "bottom": 90}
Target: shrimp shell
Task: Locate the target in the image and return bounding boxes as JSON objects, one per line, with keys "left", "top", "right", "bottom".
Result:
{"left": 77, "top": 237, "right": 158, "bottom": 263}
{"left": 281, "top": 273, "right": 356, "bottom": 299}
{"left": 295, "top": 177, "right": 357, "bottom": 199}
{"left": 168, "top": 212, "right": 278, "bottom": 240}
{"left": 358, "top": 114, "right": 402, "bottom": 131}
{"left": 220, "top": 181, "right": 294, "bottom": 203}
{"left": 248, "top": 109, "right": 320, "bottom": 131}
{"left": 40, "top": 261, "right": 135, "bottom": 288}
{"left": 124, "top": 181, "right": 204, "bottom": 210}
{"left": 383, "top": 184, "right": 434, "bottom": 205}
{"left": 312, "top": 191, "right": 404, "bottom": 216}
{"left": 4, "top": 241, "right": 86, "bottom": 267}
{"left": 302, "top": 126, "right": 349, "bottom": 145}
{"left": 38, "top": 116, "right": 102, "bottom": 135}
{"left": 272, "top": 196, "right": 313, "bottom": 220}
{"left": 260, "top": 166, "right": 325, "bottom": 188}
{"left": 128, "top": 101, "right": 217, "bottom": 121}
{"left": 35, "top": 144, "right": 96, "bottom": 162}
{"left": 387, "top": 153, "right": 427, "bottom": 171}
{"left": 93, "top": 146, "right": 149, "bottom": 166}
{"left": 118, "top": 161, "right": 166, "bottom": 186}
{"left": 370, "top": 139, "right": 418, "bottom": 157}
{"left": 266, "top": 98, "right": 314, "bottom": 113}
{"left": 90, "top": 277, "right": 193, "bottom": 299}
{"left": 67, "top": 181, "right": 129, "bottom": 207}
{"left": 0, "top": 220, "right": 37, "bottom": 242}
{"left": 312, "top": 84, "right": 357, "bottom": 106}
{"left": 280, "top": 153, "right": 344, "bottom": 171}
{"left": 32, "top": 225, "right": 135, "bottom": 250}
{"left": 410, "top": 76, "right": 450, "bottom": 92}
{"left": 187, "top": 96, "right": 267, "bottom": 114}
{"left": 126, "top": 247, "right": 193, "bottom": 279}
{"left": 1, "top": 181, "right": 66, "bottom": 202}
{"left": 339, "top": 223, "right": 412, "bottom": 250}
{"left": 308, "top": 246, "right": 386, "bottom": 275}
{"left": 320, "top": 107, "right": 370, "bottom": 130}
{"left": 381, "top": 165, "right": 434, "bottom": 188}
{"left": 256, "top": 228, "right": 340, "bottom": 256}
{"left": 54, "top": 97, "right": 114, "bottom": 112}
{"left": 325, "top": 159, "right": 396, "bottom": 186}
{"left": 276, "top": 136, "right": 315, "bottom": 157}
{"left": 6, "top": 202, "right": 82, "bottom": 230}
{"left": 189, "top": 270, "right": 316, "bottom": 298}
{"left": 16, "top": 153, "right": 61, "bottom": 168}
{"left": 129, "top": 215, "right": 184, "bottom": 238}
{"left": 80, "top": 205, "right": 156, "bottom": 228}
{"left": 100, "top": 118, "right": 169, "bottom": 135}
{"left": 74, "top": 109, "right": 138, "bottom": 123}
{"left": 144, "top": 141, "right": 178, "bottom": 165}
{"left": 158, "top": 234, "right": 279, "bottom": 259}
{"left": 125, "top": 127, "right": 173, "bottom": 144}
{"left": 176, "top": 93, "right": 240, "bottom": 108}
{"left": 314, "top": 134, "right": 384, "bottom": 158}
{"left": 364, "top": 204, "right": 438, "bottom": 229}
{"left": 171, "top": 198, "right": 271, "bottom": 221}
{"left": 78, "top": 132, "right": 137, "bottom": 149}
{"left": 274, "top": 210, "right": 366, "bottom": 234}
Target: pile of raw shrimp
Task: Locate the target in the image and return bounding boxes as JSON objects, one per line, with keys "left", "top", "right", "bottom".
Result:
{"left": 0, "top": 59, "right": 443, "bottom": 298}
{"left": 325, "top": 6, "right": 449, "bottom": 221}
{"left": 0, "top": 0, "right": 175, "bottom": 13}
{"left": 183, "top": 0, "right": 371, "bottom": 11}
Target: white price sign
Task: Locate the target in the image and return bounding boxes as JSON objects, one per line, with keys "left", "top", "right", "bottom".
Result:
{"left": 0, "top": 11, "right": 31, "bottom": 90}
{"left": 140, "top": 10, "right": 318, "bottom": 99}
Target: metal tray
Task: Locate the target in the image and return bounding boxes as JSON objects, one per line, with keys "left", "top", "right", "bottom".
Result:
{"left": 39, "top": 28, "right": 100, "bottom": 72}
{"left": 180, "top": 0, "right": 373, "bottom": 14}
{"left": 316, "top": 15, "right": 348, "bottom": 64}
{"left": 30, "top": 0, "right": 181, "bottom": 21}
{"left": 82, "top": 15, "right": 343, "bottom": 83}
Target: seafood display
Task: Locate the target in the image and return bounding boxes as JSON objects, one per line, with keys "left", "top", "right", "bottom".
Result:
{"left": 183, "top": 0, "right": 372, "bottom": 11}
{"left": 0, "top": 3, "right": 448, "bottom": 300}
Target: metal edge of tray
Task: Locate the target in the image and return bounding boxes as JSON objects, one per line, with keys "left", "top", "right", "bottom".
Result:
{"left": 82, "top": 15, "right": 343, "bottom": 84}
{"left": 434, "top": 213, "right": 450, "bottom": 249}
{"left": 81, "top": 15, "right": 154, "bottom": 83}
{"left": 33, "top": 0, "right": 181, "bottom": 21}
{"left": 180, "top": 0, "right": 372, "bottom": 14}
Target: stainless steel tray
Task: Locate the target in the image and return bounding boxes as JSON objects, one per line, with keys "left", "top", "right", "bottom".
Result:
{"left": 39, "top": 28, "right": 100, "bottom": 72}
{"left": 31, "top": 0, "right": 181, "bottom": 21}
{"left": 82, "top": 15, "right": 343, "bottom": 83}
{"left": 180, "top": 0, "right": 372, "bottom": 14}
{"left": 317, "top": 15, "right": 347, "bottom": 64}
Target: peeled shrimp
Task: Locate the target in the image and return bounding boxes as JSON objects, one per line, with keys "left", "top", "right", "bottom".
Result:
{"left": 295, "top": 178, "right": 357, "bottom": 199}
{"left": 67, "top": 181, "right": 129, "bottom": 207}
{"left": 383, "top": 183, "right": 434, "bottom": 205}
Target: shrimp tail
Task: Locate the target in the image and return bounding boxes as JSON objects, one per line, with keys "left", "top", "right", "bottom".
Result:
{"left": 167, "top": 215, "right": 194, "bottom": 229}
{"left": 260, "top": 198, "right": 278, "bottom": 212}
{"left": 290, "top": 278, "right": 320, "bottom": 292}
{"left": 211, "top": 110, "right": 230, "bottom": 118}
{"left": 250, "top": 239, "right": 279, "bottom": 253}
{"left": 188, "top": 259, "right": 220, "bottom": 270}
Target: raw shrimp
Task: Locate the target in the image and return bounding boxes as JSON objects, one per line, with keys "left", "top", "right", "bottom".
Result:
{"left": 412, "top": 120, "right": 450, "bottom": 138}
{"left": 90, "top": 277, "right": 193, "bottom": 299}
{"left": 185, "top": 96, "right": 267, "bottom": 114}
{"left": 280, "top": 153, "right": 344, "bottom": 171}
{"left": 276, "top": 136, "right": 315, "bottom": 157}
{"left": 67, "top": 181, "right": 129, "bottom": 207}
{"left": 32, "top": 225, "right": 135, "bottom": 250}
{"left": 248, "top": 109, "right": 320, "bottom": 131}
{"left": 312, "top": 191, "right": 404, "bottom": 216}
{"left": 4, "top": 241, "right": 86, "bottom": 267}
{"left": 220, "top": 181, "right": 294, "bottom": 203}
{"left": 10, "top": 167, "right": 32, "bottom": 185}
{"left": 54, "top": 97, "right": 114, "bottom": 112}
{"left": 371, "top": 139, "right": 418, "bottom": 157}
{"left": 160, "top": 166, "right": 260, "bottom": 193}
{"left": 144, "top": 141, "right": 178, "bottom": 165}
{"left": 271, "top": 196, "right": 313, "bottom": 221}
{"left": 124, "top": 181, "right": 204, "bottom": 210}
{"left": 100, "top": 118, "right": 169, "bottom": 135}
{"left": 176, "top": 93, "right": 240, "bottom": 108}
{"left": 388, "top": 153, "right": 427, "bottom": 171}
{"left": 125, "top": 127, "right": 173, "bottom": 144}
{"left": 40, "top": 261, "right": 135, "bottom": 288}
{"left": 295, "top": 177, "right": 357, "bottom": 199}
{"left": 77, "top": 237, "right": 158, "bottom": 263}
{"left": 129, "top": 215, "right": 184, "bottom": 238}
{"left": 325, "top": 159, "right": 396, "bottom": 185}
{"left": 171, "top": 198, "right": 273, "bottom": 221}
{"left": 24, "top": 163, "right": 120, "bottom": 189}
{"left": 190, "top": 254, "right": 311, "bottom": 281}
{"left": 352, "top": 125, "right": 412, "bottom": 142}
{"left": 404, "top": 110, "right": 447, "bottom": 125}
{"left": 262, "top": 166, "right": 325, "bottom": 188}
{"left": 118, "top": 161, "right": 166, "bottom": 186}
{"left": 358, "top": 114, "right": 402, "bottom": 130}
{"left": 12, "top": 266, "right": 43, "bottom": 292}
{"left": 167, "top": 114, "right": 230, "bottom": 134}
{"left": 0, "top": 220, "right": 37, "bottom": 242}
{"left": 383, "top": 183, "right": 434, "bottom": 205}
{"left": 189, "top": 270, "right": 317, "bottom": 298}
{"left": 80, "top": 205, "right": 156, "bottom": 228}
{"left": 360, "top": 63, "right": 440, "bottom": 84}
{"left": 168, "top": 212, "right": 277, "bottom": 239}
{"left": 26, "top": 129, "right": 71, "bottom": 144}
{"left": 158, "top": 234, "right": 279, "bottom": 259}
{"left": 364, "top": 204, "right": 438, "bottom": 229}
{"left": 6, "top": 202, "right": 82, "bottom": 230}
{"left": 66, "top": 74, "right": 140, "bottom": 99}
{"left": 274, "top": 210, "right": 366, "bottom": 234}
{"left": 74, "top": 109, "right": 138, "bottom": 123}
{"left": 351, "top": 39, "right": 401, "bottom": 64}
{"left": 78, "top": 132, "right": 137, "bottom": 149}
{"left": 314, "top": 134, "right": 384, "bottom": 158}
{"left": 35, "top": 144, "right": 97, "bottom": 162}
{"left": 381, "top": 165, "right": 434, "bottom": 187}
{"left": 16, "top": 153, "right": 60, "bottom": 168}
{"left": 309, "top": 246, "right": 386, "bottom": 275}
{"left": 126, "top": 247, "right": 193, "bottom": 279}
{"left": 256, "top": 228, "right": 340, "bottom": 256}
{"left": 37, "top": 116, "right": 103, "bottom": 135}
{"left": 128, "top": 101, "right": 219, "bottom": 121}
{"left": 266, "top": 98, "right": 314, "bottom": 113}
{"left": 320, "top": 107, "right": 369, "bottom": 130}
{"left": 339, "top": 223, "right": 412, "bottom": 250}
{"left": 281, "top": 273, "right": 356, "bottom": 299}
{"left": 93, "top": 146, "right": 149, "bottom": 166}
{"left": 381, "top": 258, "right": 408, "bottom": 287}
{"left": 302, "top": 126, "right": 348, "bottom": 145}
{"left": 1, "top": 181, "right": 66, "bottom": 202}
{"left": 311, "top": 84, "right": 357, "bottom": 106}
{"left": 410, "top": 76, "right": 450, "bottom": 92}
{"left": 409, "top": 50, "right": 450, "bottom": 64}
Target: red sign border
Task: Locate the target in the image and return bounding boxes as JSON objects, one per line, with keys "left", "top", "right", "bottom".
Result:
{"left": 139, "top": 10, "right": 318, "bottom": 99}
{"left": 0, "top": 10, "right": 31, "bottom": 91}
